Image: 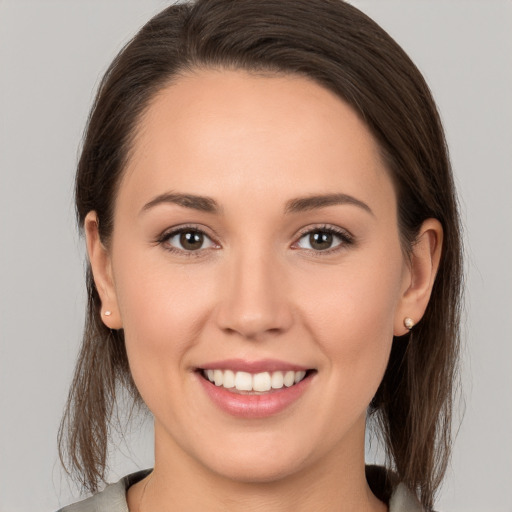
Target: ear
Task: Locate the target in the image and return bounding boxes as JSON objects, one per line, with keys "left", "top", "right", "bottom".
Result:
{"left": 84, "top": 211, "right": 122, "bottom": 329}
{"left": 394, "top": 218, "right": 443, "bottom": 336}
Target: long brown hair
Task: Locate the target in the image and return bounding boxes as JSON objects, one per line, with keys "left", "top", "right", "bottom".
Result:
{"left": 59, "top": 1, "right": 463, "bottom": 508}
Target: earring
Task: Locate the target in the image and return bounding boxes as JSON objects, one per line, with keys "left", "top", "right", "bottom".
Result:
{"left": 104, "top": 310, "right": 112, "bottom": 316}
{"left": 403, "top": 317, "right": 414, "bottom": 330}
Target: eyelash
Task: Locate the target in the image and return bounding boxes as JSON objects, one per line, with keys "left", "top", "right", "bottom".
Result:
{"left": 155, "top": 224, "right": 218, "bottom": 258}
{"left": 293, "top": 224, "right": 355, "bottom": 255}
{"left": 155, "top": 224, "right": 354, "bottom": 257}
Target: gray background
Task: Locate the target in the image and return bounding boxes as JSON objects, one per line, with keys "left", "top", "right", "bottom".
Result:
{"left": 0, "top": 1, "right": 511, "bottom": 511}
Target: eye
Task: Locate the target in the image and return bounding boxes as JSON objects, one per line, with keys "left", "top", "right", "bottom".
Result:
{"left": 295, "top": 227, "right": 352, "bottom": 252}
{"left": 161, "top": 228, "right": 216, "bottom": 252}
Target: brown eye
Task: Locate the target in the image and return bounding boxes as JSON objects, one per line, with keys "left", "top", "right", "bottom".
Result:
{"left": 164, "top": 229, "right": 215, "bottom": 252}
{"left": 296, "top": 228, "right": 348, "bottom": 252}
{"left": 309, "top": 231, "right": 333, "bottom": 250}
{"left": 179, "top": 231, "right": 204, "bottom": 250}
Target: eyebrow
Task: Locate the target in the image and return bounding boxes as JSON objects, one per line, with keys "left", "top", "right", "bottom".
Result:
{"left": 285, "top": 193, "right": 374, "bottom": 216}
{"left": 140, "top": 191, "right": 373, "bottom": 216}
{"left": 141, "top": 192, "right": 219, "bottom": 214}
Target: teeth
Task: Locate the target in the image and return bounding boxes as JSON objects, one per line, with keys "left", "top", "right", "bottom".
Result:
{"left": 234, "top": 371, "right": 253, "bottom": 391}
{"left": 203, "top": 369, "right": 308, "bottom": 392}
{"left": 294, "top": 370, "right": 306, "bottom": 383}
{"left": 213, "top": 369, "right": 223, "bottom": 386}
{"left": 223, "top": 369, "right": 235, "bottom": 388}
{"left": 253, "top": 372, "right": 271, "bottom": 392}
{"left": 271, "top": 371, "right": 284, "bottom": 389}
{"left": 283, "top": 370, "right": 295, "bottom": 387}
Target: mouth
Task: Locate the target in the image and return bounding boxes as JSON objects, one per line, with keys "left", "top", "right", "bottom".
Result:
{"left": 195, "top": 359, "right": 316, "bottom": 418}
{"left": 199, "top": 368, "right": 313, "bottom": 394}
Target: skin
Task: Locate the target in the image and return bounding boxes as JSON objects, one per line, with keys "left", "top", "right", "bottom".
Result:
{"left": 86, "top": 69, "right": 442, "bottom": 511}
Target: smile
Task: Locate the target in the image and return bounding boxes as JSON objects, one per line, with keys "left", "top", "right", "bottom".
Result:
{"left": 196, "top": 361, "right": 316, "bottom": 418}
{"left": 202, "top": 369, "right": 308, "bottom": 393}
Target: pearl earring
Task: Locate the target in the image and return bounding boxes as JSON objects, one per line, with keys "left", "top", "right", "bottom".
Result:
{"left": 403, "top": 317, "right": 414, "bottom": 330}
{"left": 104, "top": 310, "right": 112, "bottom": 316}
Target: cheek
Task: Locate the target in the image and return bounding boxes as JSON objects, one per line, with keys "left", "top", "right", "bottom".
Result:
{"left": 114, "top": 242, "right": 212, "bottom": 330}
{"left": 110, "top": 247, "right": 216, "bottom": 393}
{"left": 297, "top": 249, "right": 404, "bottom": 398}
{"left": 300, "top": 255, "right": 402, "bottom": 337}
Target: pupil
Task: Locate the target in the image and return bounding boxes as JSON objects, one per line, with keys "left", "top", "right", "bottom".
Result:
{"left": 310, "top": 231, "right": 332, "bottom": 250}
{"left": 180, "top": 231, "right": 203, "bottom": 250}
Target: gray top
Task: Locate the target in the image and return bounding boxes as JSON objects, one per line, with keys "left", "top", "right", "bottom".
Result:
{"left": 58, "top": 467, "right": 425, "bottom": 512}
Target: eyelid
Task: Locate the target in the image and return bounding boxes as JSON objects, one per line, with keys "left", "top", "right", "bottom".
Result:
{"left": 154, "top": 223, "right": 354, "bottom": 256}
{"left": 155, "top": 224, "right": 221, "bottom": 255}
{"left": 292, "top": 224, "right": 355, "bottom": 253}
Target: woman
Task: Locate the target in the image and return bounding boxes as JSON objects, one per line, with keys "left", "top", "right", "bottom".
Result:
{"left": 58, "top": 0, "right": 462, "bottom": 510}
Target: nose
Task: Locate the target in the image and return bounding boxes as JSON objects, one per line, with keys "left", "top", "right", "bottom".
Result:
{"left": 214, "top": 249, "right": 294, "bottom": 340}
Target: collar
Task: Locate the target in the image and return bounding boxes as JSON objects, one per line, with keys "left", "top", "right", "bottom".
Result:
{"left": 58, "top": 466, "right": 425, "bottom": 512}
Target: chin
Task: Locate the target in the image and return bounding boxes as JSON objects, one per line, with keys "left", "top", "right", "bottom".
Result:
{"left": 208, "top": 453, "right": 307, "bottom": 484}
{"left": 186, "top": 429, "right": 318, "bottom": 485}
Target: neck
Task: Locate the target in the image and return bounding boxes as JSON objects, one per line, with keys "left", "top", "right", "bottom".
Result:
{"left": 129, "top": 418, "right": 386, "bottom": 512}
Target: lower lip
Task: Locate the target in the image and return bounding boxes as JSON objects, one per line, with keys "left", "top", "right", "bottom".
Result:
{"left": 197, "top": 373, "right": 313, "bottom": 419}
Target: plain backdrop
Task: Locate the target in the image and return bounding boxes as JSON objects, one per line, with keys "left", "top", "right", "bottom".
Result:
{"left": 0, "top": 1, "right": 511, "bottom": 511}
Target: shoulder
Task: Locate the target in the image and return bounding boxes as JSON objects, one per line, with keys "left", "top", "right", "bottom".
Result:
{"left": 57, "top": 470, "right": 151, "bottom": 512}
{"left": 58, "top": 467, "right": 429, "bottom": 512}
{"left": 389, "top": 482, "right": 425, "bottom": 512}
{"left": 366, "top": 465, "right": 426, "bottom": 512}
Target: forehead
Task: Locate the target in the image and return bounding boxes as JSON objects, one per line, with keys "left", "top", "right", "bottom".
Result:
{"left": 120, "top": 68, "right": 395, "bottom": 215}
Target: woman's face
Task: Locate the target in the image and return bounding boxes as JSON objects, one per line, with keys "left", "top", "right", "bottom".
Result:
{"left": 96, "top": 70, "right": 413, "bottom": 481}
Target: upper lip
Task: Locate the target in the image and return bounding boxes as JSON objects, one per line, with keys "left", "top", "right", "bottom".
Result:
{"left": 198, "top": 358, "right": 311, "bottom": 373}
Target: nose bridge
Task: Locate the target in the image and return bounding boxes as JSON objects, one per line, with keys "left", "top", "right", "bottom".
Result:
{"left": 215, "top": 241, "right": 292, "bottom": 339}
